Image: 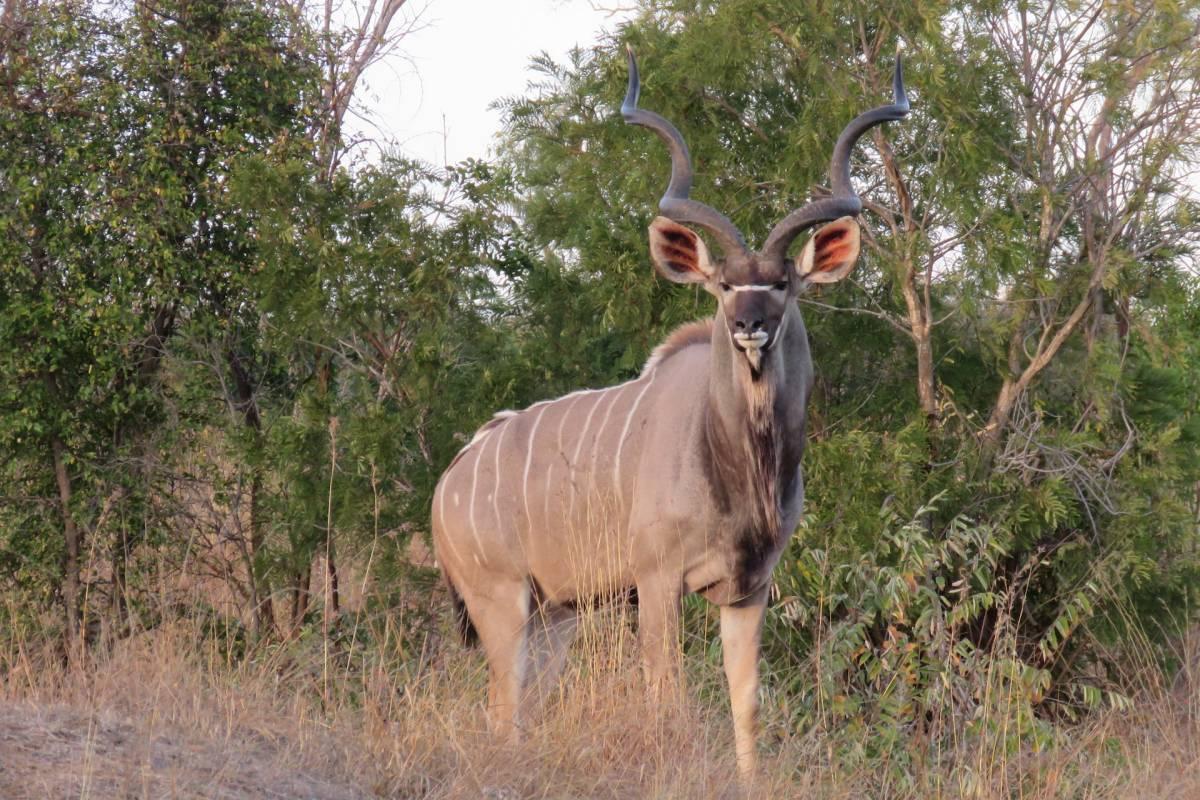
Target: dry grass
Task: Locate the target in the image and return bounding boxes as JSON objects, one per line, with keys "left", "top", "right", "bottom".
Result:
{"left": 0, "top": 625, "right": 369, "bottom": 799}
{"left": 1, "top": 599, "right": 1197, "bottom": 799}
{"left": 0, "top": 612, "right": 750, "bottom": 799}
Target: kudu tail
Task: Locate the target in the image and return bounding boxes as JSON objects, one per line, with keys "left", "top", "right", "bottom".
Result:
{"left": 446, "top": 578, "right": 479, "bottom": 647}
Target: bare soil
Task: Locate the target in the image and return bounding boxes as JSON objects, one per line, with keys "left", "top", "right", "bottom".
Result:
{"left": 0, "top": 702, "right": 368, "bottom": 800}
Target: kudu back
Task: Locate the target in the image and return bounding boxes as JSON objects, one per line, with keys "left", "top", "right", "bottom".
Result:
{"left": 432, "top": 49, "right": 908, "bottom": 776}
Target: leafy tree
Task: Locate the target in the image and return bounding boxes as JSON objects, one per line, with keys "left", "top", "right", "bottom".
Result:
{"left": 0, "top": 0, "right": 319, "bottom": 647}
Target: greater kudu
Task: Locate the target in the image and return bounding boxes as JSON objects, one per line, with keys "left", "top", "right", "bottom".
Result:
{"left": 432, "top": 49, "right": 908, "bottom": 776}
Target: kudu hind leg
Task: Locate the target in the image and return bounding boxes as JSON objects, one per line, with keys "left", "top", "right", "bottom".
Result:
{"left": 522, "top": 601, "right": 579, "bottom": 710}
{"left": 720, "top": 585, "right": 769, "bottom": 778}
{"left": 460, "top": 577, "right": 532, "bottom": 739}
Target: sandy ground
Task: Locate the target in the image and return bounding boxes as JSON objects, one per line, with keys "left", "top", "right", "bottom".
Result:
{"left": 0, "top": 702, "right": 368, "bottom": 800}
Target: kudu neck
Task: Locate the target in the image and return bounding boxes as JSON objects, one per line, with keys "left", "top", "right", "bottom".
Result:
{"left": 707, "top": 303, "right": 811, "bottom": 429}
{"left": 701, "top": 302, "right": 812, "bottom": 568}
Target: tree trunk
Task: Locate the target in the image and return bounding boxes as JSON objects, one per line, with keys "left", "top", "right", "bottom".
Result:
{"left": 109, "top": 520, "right": 129, "bottom": 636}
{"left": 50, "top": 436, "right": 81, "bottom": 653}
{"left": 914, "top": 332, "right": 937, "bottom": 423}
{"left": 248, "top": 469, "right": 275, "bottom": 637}
{"left": 875, "top": 122, "right": 938, "bottom": 425}
{"left": 326, "top": 545, "right": 340, "bottom": 617}
{"left": 229, "top": 348, "right": 276, "bottom": 639}
{"left": 324, "top": 414, "right": 340, "bottom": 622}
{"left": 289, "top": 563, "right": 312, "bottom": 634}
{"left": 982, "top": 261, "right": 1103, "bottom": 453}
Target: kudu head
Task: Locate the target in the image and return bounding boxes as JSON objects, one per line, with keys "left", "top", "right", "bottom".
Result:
{"left": 622, "top": 47, "right": 909, "bottom": 373}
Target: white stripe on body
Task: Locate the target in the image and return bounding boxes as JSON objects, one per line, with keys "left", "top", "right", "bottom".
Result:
{"left": 590, "top": 382, "right": 627, "bottom": 474}
{"left": 613, "top": 370, "right": 656, "bottom": 510}
{"left": 543, "top": 459, "right": 555, "bottom": 537}
{"left": 492, "top": 415, "right": 511, "bottom": 531}
{"left": 521, "top": 404, "right": 548, "bottom": 535}
{"left": 467, "top": 433, "right": 488, "bottom": 557}
{"left": 583, "top": 386, "right": 625, "bottom": 522}
{"left": 544, "top": 392, "right": 583, "bottom": 532}
{"left": 435, "top": 480, "right": 469, "bottom": 571}
{"left": 438, "top": 477, "right": 446, "bottom": 532}
{"left": 567, "top": 390, "right": 607, "bottom": 521}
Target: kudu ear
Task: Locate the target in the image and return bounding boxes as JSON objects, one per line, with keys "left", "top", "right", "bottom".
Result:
{"left": 648, "top": 216, "right": 714, "bottom": 284}
{"left": 796, "top": 217, "right": 861, "bottom": 285}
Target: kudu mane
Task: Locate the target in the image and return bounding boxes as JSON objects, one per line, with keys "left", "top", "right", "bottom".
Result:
{"left": 640, "top": 319, "right": 714, "bottom": 375}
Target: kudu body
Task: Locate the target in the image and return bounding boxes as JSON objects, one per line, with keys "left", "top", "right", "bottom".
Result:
{"left": 432, "top": 49, "right": 908, "bottom": 776}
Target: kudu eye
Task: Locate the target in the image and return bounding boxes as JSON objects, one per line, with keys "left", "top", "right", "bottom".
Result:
{"left": 719, "top": 282, "right": 732, "bottom": 292}
{"left": 773, "top": 281, "right": 788, "bottom": 291}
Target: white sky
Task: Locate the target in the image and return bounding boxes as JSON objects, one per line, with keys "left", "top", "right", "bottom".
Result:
{"left": 345, "top": 1, "right": 635, "bottom": 166}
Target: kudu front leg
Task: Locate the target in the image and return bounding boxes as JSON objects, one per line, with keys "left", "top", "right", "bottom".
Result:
{"left": 636, "top": 575, "right": 683, "bottom": 698}
{"left": 720, "top": 585, "right": 768, "bottom": 779}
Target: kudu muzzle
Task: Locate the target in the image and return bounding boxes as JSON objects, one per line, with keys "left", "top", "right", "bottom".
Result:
{"left": 726, "top": 288, "right": 784, "bottom": 371}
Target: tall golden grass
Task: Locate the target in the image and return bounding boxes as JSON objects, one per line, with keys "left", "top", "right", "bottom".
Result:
{"left": 1, "top": 580, "right": 1196, "bottom": 800}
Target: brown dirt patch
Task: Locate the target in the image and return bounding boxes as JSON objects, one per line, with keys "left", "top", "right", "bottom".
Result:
{"left": 0, "top": 702, "right": 368, "bottom": 800}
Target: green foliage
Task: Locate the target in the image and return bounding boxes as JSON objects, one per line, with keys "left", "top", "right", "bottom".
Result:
{"left": 783, "top": 500, "right": 1047, "bottom": 776}
{"left": 0, "top": 0, "right": 319, "bottom": 625}
{"left": 212, "top": 153, "right": 528, "bottom": 583}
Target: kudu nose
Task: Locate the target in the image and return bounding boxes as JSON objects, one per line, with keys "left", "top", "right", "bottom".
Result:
{"left": 735, "top": 318, "right": 766, "bottom": 333}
